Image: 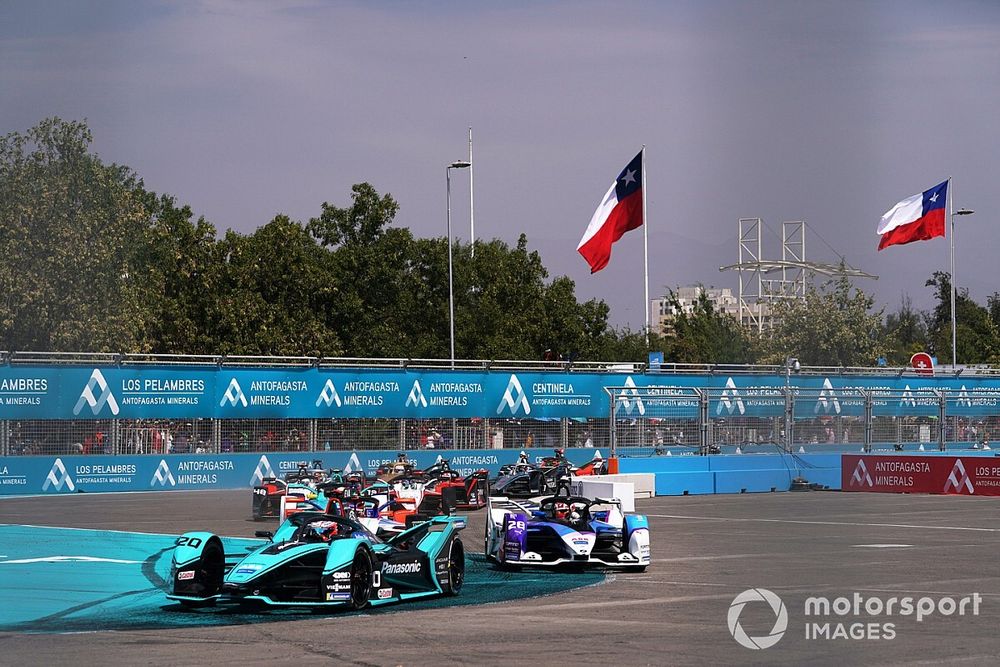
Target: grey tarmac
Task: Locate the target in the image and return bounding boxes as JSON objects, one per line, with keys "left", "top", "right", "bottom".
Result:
{"left": 1, "top": 488, "right": 998, "bottom": 666}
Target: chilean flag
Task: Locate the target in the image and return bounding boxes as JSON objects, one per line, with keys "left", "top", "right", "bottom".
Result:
{"left": 577, "top": 150, "right": 643, "bottom": 273}
{"left": 877, "top": 180, "right": 947, "bottom": 251}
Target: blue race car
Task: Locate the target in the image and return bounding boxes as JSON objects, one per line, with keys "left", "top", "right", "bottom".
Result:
{"left": 484, "top": 492, "right": 650, "bottom": 571}
{"left": 167, "top": 510, "right": 466, "bottom": 610}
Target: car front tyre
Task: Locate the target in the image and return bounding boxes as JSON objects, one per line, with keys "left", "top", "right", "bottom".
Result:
{"left": 348, "top": 550, "right": 373, "bottom": 610}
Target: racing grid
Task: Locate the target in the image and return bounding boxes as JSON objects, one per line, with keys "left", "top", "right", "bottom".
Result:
{"left": 2, "top": 489, "right": 1000, "bottom": 665}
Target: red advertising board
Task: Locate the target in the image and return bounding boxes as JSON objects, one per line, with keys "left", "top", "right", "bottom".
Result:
{"left": 842, "top": 454, "right": 1000, "bottom": 496}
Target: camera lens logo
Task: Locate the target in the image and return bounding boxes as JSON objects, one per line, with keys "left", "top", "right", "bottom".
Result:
{"left": 728, "top": 588, "right": 788, "bottom": 650}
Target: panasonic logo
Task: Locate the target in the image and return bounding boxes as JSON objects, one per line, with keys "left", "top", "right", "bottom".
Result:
{"left": 382, "top": 562, "right": 421, "bottom": 575}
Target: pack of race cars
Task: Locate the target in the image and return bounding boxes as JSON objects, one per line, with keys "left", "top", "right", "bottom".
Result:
{"left": 168, "top": 449, "right": 649, "bottom": 611}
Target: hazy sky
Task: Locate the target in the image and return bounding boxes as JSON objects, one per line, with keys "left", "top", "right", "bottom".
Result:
{"left": 3, "top": 0, "right": 999, "bottom": 329}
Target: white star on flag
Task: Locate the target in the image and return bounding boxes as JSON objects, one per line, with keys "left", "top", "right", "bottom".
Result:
{"left": 620, "top": 168, "right": 637, "bottom": 186}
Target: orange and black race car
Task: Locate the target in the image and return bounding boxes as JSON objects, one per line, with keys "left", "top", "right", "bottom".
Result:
{"left": 423, "top": 466, "right": 491, "bottom": 510}
{"left": 325, "top": 485, "right": 453, "bottom": 531}
{"left": 573, "top": 455, "right": 606, "bottom": 476}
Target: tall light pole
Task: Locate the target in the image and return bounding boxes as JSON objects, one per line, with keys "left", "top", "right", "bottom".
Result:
{"left": 468, "top": 127, "right": 476, "bottom": 258}
{"left": 950, "top": 206, "right": 975, "bottom": 366}
{"left": 447, "top": 160, "right": 471, "bottom": 367}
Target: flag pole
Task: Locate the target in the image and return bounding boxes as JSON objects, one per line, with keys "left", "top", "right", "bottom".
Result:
{"left": 948, "top": 176, "right": 956, "bottom": 367}
{"left": 642, "top": 145, "right": 649, "bottom": 347}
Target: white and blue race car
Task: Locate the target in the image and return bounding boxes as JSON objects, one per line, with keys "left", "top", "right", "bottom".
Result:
{"left": 484, "top": 492, "right": 650, "bottom": 571}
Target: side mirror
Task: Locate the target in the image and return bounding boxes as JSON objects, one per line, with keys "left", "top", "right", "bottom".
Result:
{"left": 255, "top": 530, "right": 274, "bottom": 541}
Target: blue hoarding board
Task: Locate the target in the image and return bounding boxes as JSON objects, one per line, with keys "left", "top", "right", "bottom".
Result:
{"left": 2, "top": 365, "right": 1000, "bottom": 420}
{"left": 0, "top": 447, "right": 606, "bottom": 496}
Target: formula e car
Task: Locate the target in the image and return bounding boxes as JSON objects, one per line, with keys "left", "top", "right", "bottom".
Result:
{"left": 268, "top": 484, "right": 437, "bottom": 535}
{"left": 167, "top": 510, "right": 466, "bottom": 609}
{"left": 492, "top": 463, "right": 573, "bottom": 498}
{"left": 404, "top": 461, "right": 490, "bottom": 510}
{"left": 484, "top": 493, "right": 649, "bottom": 571}
{"left": 376, "top": 453, "right": 419, "bottom": 482}
{"left": 431, "top": 468, "right": 490, "bottom": 510}
{"left": 252, "top": 461, "right": 344, "bottom": 520}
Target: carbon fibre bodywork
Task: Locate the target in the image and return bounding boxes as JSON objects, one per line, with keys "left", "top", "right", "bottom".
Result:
{"left": 167, "top": 511, "right": 466, "bottom": 610}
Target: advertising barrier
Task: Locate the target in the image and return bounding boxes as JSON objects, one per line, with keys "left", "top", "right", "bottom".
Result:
{"left": 4, "top": 364, "right": 1000, "bottom": 420}
{"left": 841, "top": 454, "right": 1000, "bottom": 496}
{"left": 0, "top": 447, "right": 603, "bottom": 496}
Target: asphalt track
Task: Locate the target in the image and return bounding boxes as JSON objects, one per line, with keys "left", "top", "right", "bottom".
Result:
{"left": 2, "top": 489, "right": 1000, "bottom": 666}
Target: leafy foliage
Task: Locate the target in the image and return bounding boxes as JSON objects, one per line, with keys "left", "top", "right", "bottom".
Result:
{"left": 0, "top": 118, "right": 645, "bottom": 362}
{"left": 8, "top": 118, "right": 999, "bottom": 368}
{"left": 655, "top": 289, "right": 756, "bottom": 364}
{"left": 759, "top": 274, "right": 886, "bottom": 366}
{"left": 924, "top": 271, "right": 1000, "bottom": 364}
{"left": 882, "top": 295, "right": 928, "bottom": 365}
{"left": 0, "top": 118, "right": 153, "bottom": 351}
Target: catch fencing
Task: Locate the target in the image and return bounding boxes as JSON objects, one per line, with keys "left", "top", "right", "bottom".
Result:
{"left": 2, "top": 416, "right": 608, "bottom": 457}
{"left": 608, "top": 387, "right": 999, "bottom": 456}
{"left": 2, "top": 352, "right": 999, "bottom": 458}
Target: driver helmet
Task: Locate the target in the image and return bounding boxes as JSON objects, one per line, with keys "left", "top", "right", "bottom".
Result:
{"left": 518, "top": 451, "right": 529, "bottom": 463}
{"left": 555, "top": 448, "right": 565, "bottom": 458}
{"left": 569, "top": 506, "right": 582, "bottom": 523}
{"left": 309, "top": 520, "right": 339, "bottom": 542}
{"left": 552, "top": 501, "right": 570, "bottom": 520}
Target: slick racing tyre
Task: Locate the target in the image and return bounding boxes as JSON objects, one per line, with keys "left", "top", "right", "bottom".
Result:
{"left": 255, "top": 496, "right": 275, "bottom": 520}
{"left": 179, "top": 538, "right": 224, "bottom": 607}
{"left": 348, "top": 549, "right": 373, "bottom": 610}
{"left": 444, "top": 539, "right": 465, "bottom": 596}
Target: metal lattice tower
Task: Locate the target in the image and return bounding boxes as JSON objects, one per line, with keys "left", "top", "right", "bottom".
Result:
{"left": 720, "top": 219, "right": 877, "bottom": 333}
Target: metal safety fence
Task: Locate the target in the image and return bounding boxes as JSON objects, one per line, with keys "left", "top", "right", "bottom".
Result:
{"left": 607, "top": 387, "right": 1000, "bottom": 456}
{"left": 0, "top": 417, "right": 611, "bottom": 457}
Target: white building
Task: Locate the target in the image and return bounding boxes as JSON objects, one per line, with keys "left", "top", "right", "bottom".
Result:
{"left": 650, "top": 286, "right": 741, "bottom": 335}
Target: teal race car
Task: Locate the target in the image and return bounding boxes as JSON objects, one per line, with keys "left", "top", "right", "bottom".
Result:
{"left": 167, "top": 511, "right": 466, "bottom": 610}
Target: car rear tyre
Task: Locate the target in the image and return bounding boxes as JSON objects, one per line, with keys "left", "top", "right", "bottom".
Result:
{"left": 349, "top": 550, "right": 373, "bottom": 610}
{"left": 444, "top": 539, "right": 465, "bottom": 595}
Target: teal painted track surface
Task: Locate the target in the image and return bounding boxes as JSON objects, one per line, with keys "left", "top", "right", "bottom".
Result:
{"left": 0, "top": 525, "right": 604, "bottom": 633}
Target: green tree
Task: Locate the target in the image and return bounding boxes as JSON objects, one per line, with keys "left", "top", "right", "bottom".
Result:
{"left": 454, "top": 234, "right": 548, "bottom": 360}
{"left": 760, "top": 275, "right": 886, "bottom": 366}
{"left": 925, "top": 272, "right": 1000, "bottom": 364}
{"left": 0, "top": 118, "right": 154, "bottom": 351}
{"left": 659, "top": 289, "right": 756, "bottom": 364}
{"left": 308, "top": 184, "right": 422, "bottom": 357}
{"left": 138, "top": 194, "right": 223, "bottom": 354}
{"left": 883, "top": 295, "right": 928, "bottom": 365}
{"left": 988, "top": 291, "right": 1000, "bottom": 331}
{"left": 0, "top": 119, "right": 649, "bottom": 362}
{"left": 213, "top": 216, "right": 342, "bottom": 356}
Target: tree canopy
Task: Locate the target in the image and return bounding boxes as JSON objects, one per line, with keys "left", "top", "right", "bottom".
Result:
{"left": 0, "top": 118, "right": 643, "bottom": 362}
{"left": 3, "top": 118, "right": 998, "bottom": 368}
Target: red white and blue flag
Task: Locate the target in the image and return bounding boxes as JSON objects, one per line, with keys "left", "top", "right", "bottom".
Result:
{"left": 877, "top": 180, "right": 947, "bottom": 251}
{"left": 577, "top": 150, "right": 643, "bottom": 273}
